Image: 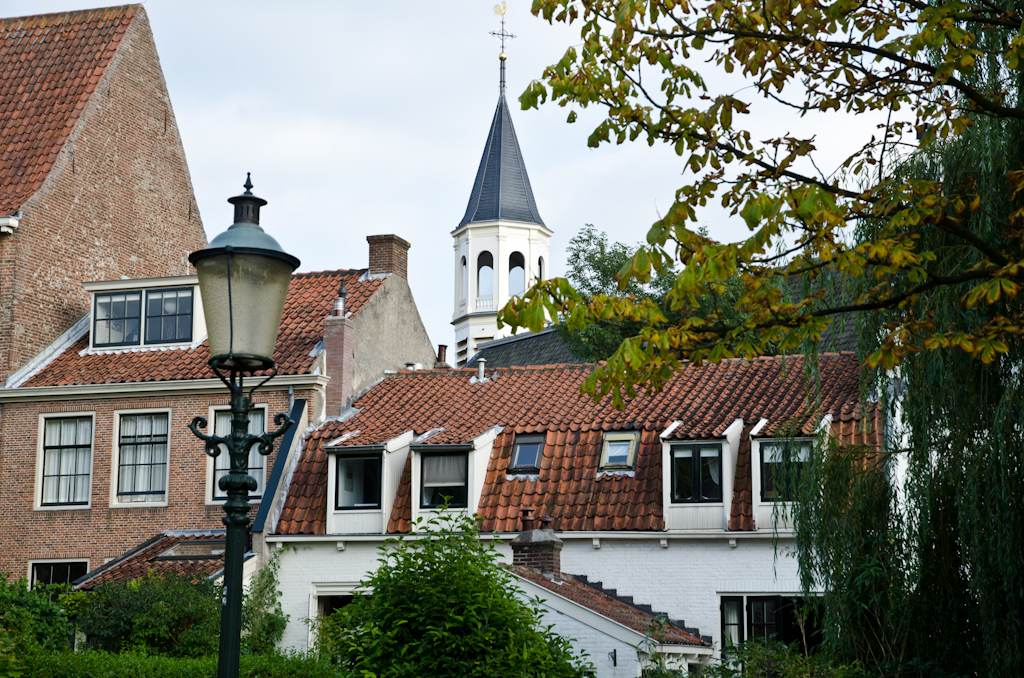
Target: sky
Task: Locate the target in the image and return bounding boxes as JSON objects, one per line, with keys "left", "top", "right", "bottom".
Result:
{"left": 2, "top": 0, "right": 890, "bottom": 351}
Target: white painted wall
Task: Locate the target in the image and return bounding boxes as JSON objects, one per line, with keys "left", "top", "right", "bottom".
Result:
{"left": 531, "top": 605, "right": 644, "bottom": 678}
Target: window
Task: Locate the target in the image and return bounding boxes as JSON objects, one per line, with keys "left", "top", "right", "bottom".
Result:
{"left": 40, "top": 416, "right": 93, "bottom": 506}
{"left": 93, "top": 291, "right": 142, "bottom": 347}
{"left": 477, "top": 252, "right": 494, "bottom": 298}
{"left": 509, "top": 251, "right": 525, "bottom": 296}
{"left": 421, "top": 453, "right": 468, "bottom": 508}
{"left": 761, "top": 441, "right": 811, "bottom": 501}
{"left": 145, "top": 288, "right": 193, "bottom": 344}
{"left": 336, "top": 455, "right": 382, "bottom": 509}
{"left": 719, "top": 595, "right": 822, "bottom": 653}
{"left": 116, "top": 413, "right": 169, "bottom": 504}
{"left": 538, "top": 256, "right": 544, "bottom": 282}
{"left": 671, "top": 444, "right": 722, "bottom": 502}
{"left": 599, "top": 431, "right": 640, "bottom": 470}
{"left": 510, "top": 435, "right": 544, "bottom": 472}
{"left": 460, "top": 256, "right": 468, "bottom": 302}
{"left": 212, "top": 408, "right": 266, "bottom": 500}
{"left": 31, "top": 561, "right": 88, "bottom": 588}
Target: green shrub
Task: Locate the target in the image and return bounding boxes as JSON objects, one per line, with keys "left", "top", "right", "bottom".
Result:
{"left": 701, "top": 640, "right": 861, "bottom": 678}
{"left": 0, "top": 573, "right": 73, "bottom": 660}
{"left": 316, "top": 509, "right": 590, "bottom": 678}
{"left": 241, "top": 550, "right": 288, "bottom": 655}
{"left": 24, "top": 650, "right": 345, "bottom": 678}
{"left": 71, "top": 571, "right": 220, "bottom": 657}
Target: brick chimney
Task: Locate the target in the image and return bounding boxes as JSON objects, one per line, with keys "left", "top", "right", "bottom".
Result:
{"left": 324, "top": 283, "right": 354, "bottom": 416}
{"left": 367, "top": 234, "right": 411, "bottom": 279}
{"left": 511, "top": 510, "right": 562, "bottom": 578}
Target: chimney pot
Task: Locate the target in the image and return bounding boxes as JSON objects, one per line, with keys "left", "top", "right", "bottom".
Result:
{"left": 539, "top": 514, "right": 554, "bottom": 529}
{"left": 437, "top": 344, "right": 447, "bottom": 363}
{"left": 477, "top": 357, "right": 486, "bottom": 381}
{"left": 520, "top": 506, "right": 536, "bottom": 531}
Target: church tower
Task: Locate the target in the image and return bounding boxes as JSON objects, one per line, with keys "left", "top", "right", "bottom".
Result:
{"left": 452, "top": 21, "right": 552, "bottom": 367}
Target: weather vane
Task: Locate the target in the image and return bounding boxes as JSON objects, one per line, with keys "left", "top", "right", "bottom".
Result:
{"left": 489, "top": 2, "right": 516, "bottom": 92}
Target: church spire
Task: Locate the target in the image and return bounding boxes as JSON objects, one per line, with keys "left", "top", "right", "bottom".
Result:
{"left": 461, "top": 5, "right": 545, "bottom": 228}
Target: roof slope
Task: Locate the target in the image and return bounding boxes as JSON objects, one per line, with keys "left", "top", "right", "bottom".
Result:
{"left": 23, "top": 270, "right": 382, "bottom": 386}
{"left": 74, "top": 530, "right": 225, "bottom": 590}
{"left": 0, "top": 5, "right": 139, "bottom": 215}
{"left": 459, "top": 93, "right": 545, "bottom": 228}
{"left": 466, "top": 329, "right": 579, "bottom": 368}
{"left": 277, "top": 353, "right": 878, "bottom": 535}
{"left": 509, "top": 565, "right": 708, "bottom": 647}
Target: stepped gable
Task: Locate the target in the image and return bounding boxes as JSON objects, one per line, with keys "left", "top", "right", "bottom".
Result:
{"left": 0, "top": 5, "right": 139, "bottom": 214}
{"left": 22, "top": 270, "right": 382, "bottom": 386}
{"left": 459, "top": 93, "right": 545, "bottom": 228}
{"left": 277, "top": 353, "right": 876, "bottom": 535}
{"left": 509, "top": 566, "right": 709, "bottom": 647}
{"left": 73, "top": 530, "right": 226, "bottom": 590}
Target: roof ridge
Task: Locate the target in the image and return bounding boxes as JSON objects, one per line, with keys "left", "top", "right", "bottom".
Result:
{"left": 0, "top": 4, "right": 139, "bottom": 25}
{"left": 292, "top": 268, "right": 364, "bottom": 278}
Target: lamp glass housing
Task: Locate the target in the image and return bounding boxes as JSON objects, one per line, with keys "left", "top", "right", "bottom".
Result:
{"left": 195, "top": 250, "right": 293, "bottom": 371}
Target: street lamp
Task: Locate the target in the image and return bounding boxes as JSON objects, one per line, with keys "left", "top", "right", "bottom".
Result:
{"left": 187, "top": 175, "right": 300, "bottom": 678}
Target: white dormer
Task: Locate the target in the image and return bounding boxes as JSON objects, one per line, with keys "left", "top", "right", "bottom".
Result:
{"left": 83, "top": 275, "right": 205, "bottom": 351}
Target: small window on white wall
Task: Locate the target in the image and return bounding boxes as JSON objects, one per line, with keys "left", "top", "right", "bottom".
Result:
{"left": 212, "top": 408, "right": 266, "bottom": 500}
{"left": 421, "top": 453, "right": 468, "bottom": 508}
{"left": 460, "top": 257, "right": 468, "bottom": 302}
{"left": 477, "top": 252, "right": 494, "bottom": 298}
{"left": 538, "top": 256, "right": 544, "bottom": 282}
{"left": 509, "top": 252, "right": 525, "bottom": 296}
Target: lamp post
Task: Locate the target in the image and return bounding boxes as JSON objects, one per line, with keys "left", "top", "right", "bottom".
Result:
{"left": 187, "top": 175, "right": 300, "bottom": 678}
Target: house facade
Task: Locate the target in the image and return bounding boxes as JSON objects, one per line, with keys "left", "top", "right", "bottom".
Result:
{"left": 260, "top": 354, "right": 879, "bottom": 675}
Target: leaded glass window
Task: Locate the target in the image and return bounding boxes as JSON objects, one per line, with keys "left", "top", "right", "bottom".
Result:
{"left": 41, "top": 417, "right": 92, "bottom": 506}
{"left": 117, "top": 413, "right": 169, "bottom": 503}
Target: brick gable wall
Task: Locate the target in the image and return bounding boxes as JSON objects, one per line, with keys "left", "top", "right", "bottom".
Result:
{"left": 0, "top": 8, "right": 207, "bottom": 382}
{"left": 0, "top": 387, "right": 310, "bottom": 579}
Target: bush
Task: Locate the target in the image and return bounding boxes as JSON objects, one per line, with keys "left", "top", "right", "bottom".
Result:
{"left": 241, "top": 549, "right": 288, "bottom": 655}
{"left": 71, "top": 571, "right": 220, "bottom": 657}
{"left": 701, "top": 640, "right": 861, "bottom": 678}
{"left": 24, "top": 650, "right": 345, "bottom": 678}
{"left": 316, "top": 509, "right": 590, "bottom": 678}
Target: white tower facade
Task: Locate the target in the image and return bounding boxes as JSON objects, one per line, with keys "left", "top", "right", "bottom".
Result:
{"left": 452, "top": 89, "right": 552, "bottom": 367}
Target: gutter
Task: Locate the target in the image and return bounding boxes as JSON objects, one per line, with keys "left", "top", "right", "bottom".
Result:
{"left": 0, "top": 373, "right": 329, "bottom": 403}
{"left": 265, "top": 529, "right": 791, "bottom": 544}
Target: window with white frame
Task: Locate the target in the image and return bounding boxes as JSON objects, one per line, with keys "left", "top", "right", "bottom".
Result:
{"left": 40, "top": 416, "right": 93, "bottom": 506}
{"left": 145, "top": 288, "right": 193, "bottom": 344}
{"left": 116, "top": 413, "right": 169, "bottom": 504}
{"left": 761, "top": 441, "right": 811, "bottom": 501}
{"left": 335, "top": 454, "right": 382, "bottom": 510}
{"left": 31, "top": 561, "right": 88, "bottom": 588}
{"left": 599, "top": 431, "right": 640, "bottom": 470}
{"left": 720, "top": 595, "right": 822, "bottom": 652}
{"left": 92, "top": 286, "right": 194, "bottom": 348}
{"left": 212, "top": 408, "right": 266, "bottom": 500}
{"left": 671, "top": 443, "right": 723, "bottom": 502}
{"left": 93, "top": 291, "right": 142, "bottom": 347}
{"left": 421, "top": 452, "right": 468, "bottom": 508}
{"left": 509, "top": 434, "right": 544, "bottom": 472}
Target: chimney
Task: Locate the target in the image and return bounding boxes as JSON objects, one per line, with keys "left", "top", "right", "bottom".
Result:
{"left": 367, "top": 234, "right": 411, "bottom": 280}
{"left": 437, "top": 345, "right": 447, "bottom": 364}
{"left": 477, "top": 357, "right": 487, "bottom": 381}
{"left": 324, "top": 283, "right": 355, "bottom": 416}
{"left": 511, "top": 512, "right": 562, "bottom": 578}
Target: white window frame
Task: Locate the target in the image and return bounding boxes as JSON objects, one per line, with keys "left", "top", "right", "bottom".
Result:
{"left": 599, "top": 431, "right": 641, "bottom": 470}
{"left": 85, "top": 276, "right": 202, "bottom": 352}
{"left": 28, "top": 558, "right": 90, "bottom": 588}
{"left": 756, "top": 438, "right": 812, "bottom": 503}
{"left": 109, "top": 408, "right": 172, "bottom": 508}
{"left": 204, "top": 403, "right": 269, "bottom": 505}
{"left": 35, "top": 412, "right": 96, "bottom": 511}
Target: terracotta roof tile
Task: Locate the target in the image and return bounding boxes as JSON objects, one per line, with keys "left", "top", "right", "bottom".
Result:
{"left": 0, "top": 6, "right": 138, "bottom": 214}
{"left": 24, "top": 270, "right": 382, "bottom": 386}
{"left": 508, "top": 566, "right": 707, "bottom": 646}
{"left": 280, "top": 353, "right": 877, "bottom": 535}
{"left": 75, "top": 531, "right": 225, "bottom": 590}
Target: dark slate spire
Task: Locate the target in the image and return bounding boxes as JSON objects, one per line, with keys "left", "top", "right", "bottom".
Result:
{"left": 459, "top": 92, "right": 546, "bottom": 228}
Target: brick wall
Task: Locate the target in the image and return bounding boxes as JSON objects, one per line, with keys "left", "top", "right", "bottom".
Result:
{"left": 0, "top": 9, "right": 207, "bottom": 382}
{"left": 366, "top": 235, "right": 410, "bottom": 280}
{"left": 0, "top": 387, "right": 312, "bottom": 579}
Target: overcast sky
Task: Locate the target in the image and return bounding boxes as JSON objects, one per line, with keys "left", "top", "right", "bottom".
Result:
{"left": 3, "top": 0, "right": 889, "bottom": 351}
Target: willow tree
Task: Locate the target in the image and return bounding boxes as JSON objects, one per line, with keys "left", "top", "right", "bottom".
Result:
{"left": 500, "top": 0, "right": 1024, "bottom": 675}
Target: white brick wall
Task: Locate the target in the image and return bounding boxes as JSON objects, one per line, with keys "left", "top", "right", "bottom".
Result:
{"left": 529, "top": 606, "right": 642, "bottom": 678}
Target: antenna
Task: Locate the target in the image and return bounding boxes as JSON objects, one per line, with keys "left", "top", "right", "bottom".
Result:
{"left": 489, "top": 1, "right": 515, "bottom": 93}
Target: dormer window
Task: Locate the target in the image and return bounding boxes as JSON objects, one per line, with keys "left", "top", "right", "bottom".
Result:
{"left": 86, "top": 276, "right": 201, "bottom": 350}
{"left": 599, "top": 431, "right": 640, "bottom": 470}
{"left": 510, "top": 434, "right": 544, "bottom": 472}
{"left": 761, "top": 441, "right": 811, "bottom": 501}
{"left": 671, "top": 444, "right": 722, "bottom": 502}
{"left": 421, "top": 452, "right": 468, "bottom": 508}
{"left": 93, "top": 292, "right": 142, "bottom": 347}
{"left": 336, "top": 454, "right": 382, "bottom": 510}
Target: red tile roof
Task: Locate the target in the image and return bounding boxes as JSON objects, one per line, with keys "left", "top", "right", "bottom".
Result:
{"left": 23, "top": 270, "right": 382, "bottom": 386}
{"left": 0, "top": 5, "right": 139, "bottom": 215}
{"left": 508, "top": 565, "right": 707, "bottom": 646}
{"left": 74, "top": 530, "right": 226, "bottom": 590}
{"left": 277, "top": 353, "right": 879, "bottom": 535}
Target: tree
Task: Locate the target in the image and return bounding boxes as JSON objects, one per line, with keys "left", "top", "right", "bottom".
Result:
{"left": 316, "top": 510, "right": 590, "bottom": 678}
{"left": 501, "top": 0, "right": 1023, "bottom": 404}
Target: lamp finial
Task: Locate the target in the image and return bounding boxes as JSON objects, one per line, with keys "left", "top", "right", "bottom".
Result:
{"left": 243, "top": 172, "right": 254, "bottom": 194}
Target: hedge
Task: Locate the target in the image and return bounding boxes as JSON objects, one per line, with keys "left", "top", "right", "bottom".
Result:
{"left": 23, "top": 651, "right": 346, "bottom": 678}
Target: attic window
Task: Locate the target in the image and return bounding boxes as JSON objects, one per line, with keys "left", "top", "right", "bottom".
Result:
{"left": 94, "top": 292, "right": 142, "bottom": 347}
{"left": 421, "top": 453, "right": 468, "bottom": 508}
{"left": 510, "top": 435, "right": 544, "bottom": 472}
{"left": 761, "top": 441, "right": 811, "bottom": 501}
{"left": 92, "top": 286, "right": 194, "bottom": 348}
{"left": 145, "top": 288, "right": 193, "bottom": 344}
{"left": 599, "top": 431, "right": 640, "bottom": 470}
{"left": 336, "top": 454, "right": 382, "bottom": 510}
{"left": 156, "top": 541, "right": 226, "bottom": 560}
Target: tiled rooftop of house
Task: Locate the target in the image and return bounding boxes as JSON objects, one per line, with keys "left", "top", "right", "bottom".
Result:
{"left": 0, "top": 5, "right": 139, "bottom": 214}
{"left": 74, "top": 530, "right": 226, "bottom": 590}
{"left": 508, "top": 565, "right": 708, "bottom": 647}
{"left": 276, "top": 353, "right": 881, "bottom": 535}
{"left": 23, "top": 269, "right": 383, "bottom": 386}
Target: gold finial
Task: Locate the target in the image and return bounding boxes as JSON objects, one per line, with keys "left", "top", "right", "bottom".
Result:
{"left": 494, "top": 2, "right": 507, "bottom": 15}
